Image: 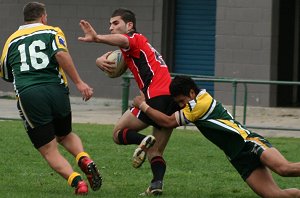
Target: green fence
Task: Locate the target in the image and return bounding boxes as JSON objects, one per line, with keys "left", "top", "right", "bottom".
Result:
{"left": 121, "top": 72, "right": 300, "bottom": 132}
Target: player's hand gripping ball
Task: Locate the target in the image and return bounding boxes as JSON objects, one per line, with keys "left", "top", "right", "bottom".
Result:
{"left": 105, "top": 50, "right": 128, "bottom": 78}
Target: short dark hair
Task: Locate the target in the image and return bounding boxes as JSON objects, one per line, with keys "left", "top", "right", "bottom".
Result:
{"left": 170, "top": 76, "right": 200, "bottom": 97}
{"left": 23, "top": 2, "right": 46, "bottom": 22}
{"left": 111, "top": 8, "right": 136, "bottom": 31}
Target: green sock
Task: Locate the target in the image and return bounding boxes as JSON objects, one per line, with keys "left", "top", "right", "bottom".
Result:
{"left": 71, "top": 175, "right": 82, "bottom": 187}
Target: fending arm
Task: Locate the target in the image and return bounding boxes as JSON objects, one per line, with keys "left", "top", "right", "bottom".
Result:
{"left": 78, "top": 20, "right": 129, "bottom": 48}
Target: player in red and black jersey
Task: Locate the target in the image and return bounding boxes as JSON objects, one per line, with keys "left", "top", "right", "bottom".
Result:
{"left": 120, "top": 31, "right": 171, "bottom": 99}
{"left": 79, "top": 8, "right": 180, "bottom": 195}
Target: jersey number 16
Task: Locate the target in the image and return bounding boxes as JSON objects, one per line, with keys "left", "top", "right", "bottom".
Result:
{"left": 17, "top": 40, "right": 50, "bottom": 72}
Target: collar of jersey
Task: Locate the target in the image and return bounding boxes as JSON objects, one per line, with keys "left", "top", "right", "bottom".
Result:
{"left": 18, "top": 23, "right": 44, "bottom": 30}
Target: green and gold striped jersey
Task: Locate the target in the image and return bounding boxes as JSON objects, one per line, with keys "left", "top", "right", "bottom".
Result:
{"left": 177, "top": 89, "right": 252, "bottom": 159}
{"left": 0, "top": 23, "right": 68, "bottom": 95}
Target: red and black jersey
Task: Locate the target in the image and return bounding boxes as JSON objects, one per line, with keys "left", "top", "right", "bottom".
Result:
{"left": 120, "top": 32, "right": 171, "bottom": 99}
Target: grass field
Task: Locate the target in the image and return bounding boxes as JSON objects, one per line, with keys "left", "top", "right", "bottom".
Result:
{"left": 1, "top": 120, "right": 300, "bottom": 197}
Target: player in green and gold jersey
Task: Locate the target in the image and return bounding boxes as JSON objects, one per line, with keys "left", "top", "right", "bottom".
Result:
{"left": 133, "top": 75, "right": 300, "bottom": 197}
{"left": 0, "top": 2, "right": 102, "bottom": 195}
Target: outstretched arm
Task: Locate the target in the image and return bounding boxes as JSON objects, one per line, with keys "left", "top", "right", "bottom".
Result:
{"left": 78, "top": 20, "right": 129, "bottom": 48}
{"left": 133, "top": 92, "right": 180, "bottom": 128}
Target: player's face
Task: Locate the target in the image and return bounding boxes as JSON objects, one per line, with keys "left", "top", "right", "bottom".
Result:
{"left": 174, "top": 95, "right": 191, "bottom": 109}
{"left": 109, "top": 16, "right": 129, "bottom": 34}
{"left": 174, "top": 89, "right": 197, "bottom": 109}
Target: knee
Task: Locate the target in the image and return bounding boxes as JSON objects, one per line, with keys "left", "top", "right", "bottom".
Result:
{"left": 112, "top": 129, "right": 120, "bottom": 144}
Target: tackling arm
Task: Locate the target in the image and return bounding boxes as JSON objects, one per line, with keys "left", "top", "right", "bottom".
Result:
{"left": 133, "top": 94, "right": 180, "bottom": 128}
{"left": 143, "top": 103, "right": 179, "bottom": 128}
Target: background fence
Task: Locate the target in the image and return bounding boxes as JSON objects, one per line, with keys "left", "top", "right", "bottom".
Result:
{"left": 121, "top": 73, "right": 300, "bottom": 132}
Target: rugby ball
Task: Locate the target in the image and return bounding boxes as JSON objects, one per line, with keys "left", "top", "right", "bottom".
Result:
{"left": 105, "top": 50, "right": 128, "bottom": 78}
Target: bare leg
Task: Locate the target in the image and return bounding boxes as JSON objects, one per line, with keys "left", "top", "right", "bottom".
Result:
{"left": 261, "top": 148, "right": 300, "bottom": 177}
{"left": 137, "top": 127, "right": 173, "bottom": 195}
{"left": 147, "top": 127, "right": 172, "bottom": 160}
{"left": 112, "top": 110, "right": 148, "bottom": 144}
{"left": 246, "top": 166, "right": 300, "bottom": 197}
{"left": 38, "top": 138, "right": 74, "bottom": 179}
{"left": 57, "top": 132, "right": 102, "bottom": 191}
{"left": 57, "top": 132, "right": 84, "bottom": 157}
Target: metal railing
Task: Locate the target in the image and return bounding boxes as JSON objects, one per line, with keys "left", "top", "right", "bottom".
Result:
{"left": 121, "top": 72, "right": 300, "bottom": 131}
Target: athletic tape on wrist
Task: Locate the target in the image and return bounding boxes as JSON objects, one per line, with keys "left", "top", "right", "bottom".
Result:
{"left": 139, "top": 101, "right": 149, "bottom": 112}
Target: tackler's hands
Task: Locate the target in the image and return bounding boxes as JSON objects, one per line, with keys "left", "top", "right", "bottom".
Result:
{"left": 133, "top": 91, "right": 146, "bottom": 108}
{"left": 95, "top": 51, "right": 115, "bottom": 74}
{"left": 78, "top": 20, "right": 98, "bottom": 42}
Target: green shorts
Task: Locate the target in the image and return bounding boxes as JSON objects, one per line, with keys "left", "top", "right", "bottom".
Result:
{"left": 17, "top": 84, "right": 72, "bottom": 149}
{"left": 229, "top": 132, "right": 273, "bottom": 180}
{"left": 18, "top": 84, "right": 71, "bottom": 127}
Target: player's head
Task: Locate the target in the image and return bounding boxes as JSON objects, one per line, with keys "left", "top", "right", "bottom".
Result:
{"left": 110, "top": 8, "right": 136, "bottom": 34}
{"left": 170, "top": 76, "right": 200, "bottom": 108}
{"left": 23, "top": 2, "right": 47, "bottom": 24}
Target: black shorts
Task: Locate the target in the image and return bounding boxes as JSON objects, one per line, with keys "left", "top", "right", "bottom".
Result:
{"left": 130, "top": 95, "right": 180, "bottom": 128}
{"left": 17, "top": 84, "right": 72, "bottom": 149}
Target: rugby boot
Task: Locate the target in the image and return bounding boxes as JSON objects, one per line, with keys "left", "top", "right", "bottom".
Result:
{"left": 132, "top": 135, "right": 156, "bottom": 168}
{"left": 78, "top": 157, "right": 102, "bottom": 191}
{"left": 75, "top": 180, "right": 88, "bottom": 195}
{"left": 140, "top": 180, "right": 163, "bottom": 196}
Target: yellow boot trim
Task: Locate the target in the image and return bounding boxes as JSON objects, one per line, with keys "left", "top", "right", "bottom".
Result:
{"left": 67, "top": 172, "right": 81, "bottom": 186}
{"left": 76, "top": 152, "right": 90, "bottom": 164}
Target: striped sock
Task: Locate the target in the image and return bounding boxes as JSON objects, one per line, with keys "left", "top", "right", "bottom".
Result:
{"left": 117, "top": 128, "right": 145, "bottom": 145}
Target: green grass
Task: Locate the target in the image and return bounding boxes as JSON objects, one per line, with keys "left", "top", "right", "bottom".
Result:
{"left": 1, "top": 120, "right": 300, "bottom": 197}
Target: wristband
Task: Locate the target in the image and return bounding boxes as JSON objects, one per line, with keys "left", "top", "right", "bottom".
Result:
{"left": 139, "top": 101, "right": 150, "bottom": 112}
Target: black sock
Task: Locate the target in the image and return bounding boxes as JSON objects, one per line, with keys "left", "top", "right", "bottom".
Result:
{"left": 117, "top": 128, "right": 146, "bottom": 145}
{"left": 151, "top": 156, "right": 166, "bottom": 182}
